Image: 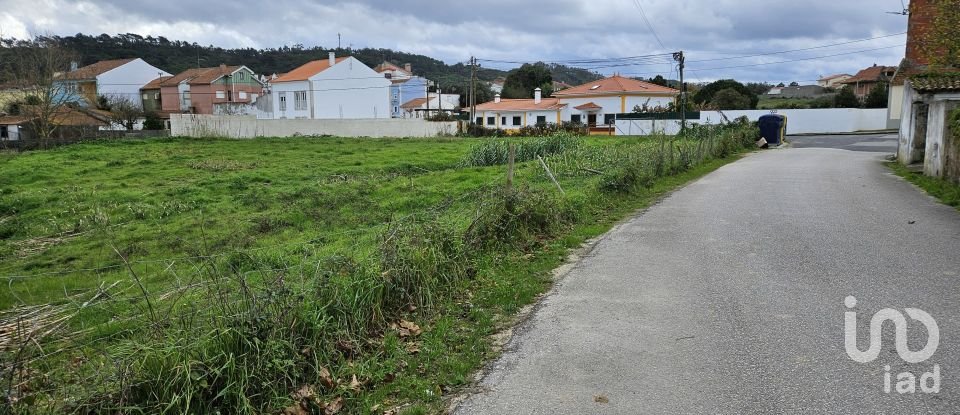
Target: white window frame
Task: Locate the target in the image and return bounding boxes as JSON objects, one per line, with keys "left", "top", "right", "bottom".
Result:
{"left": 294, "top": 91, "right": 308, "bottom": 111}
{"left": 216, "top": 90, "right": 225, "bottom": 99}
{"left": 279, "top": 92, "right": 287, "bottom": 111}
{"left": 239, "top": 91, "right": 248, "bottom": 99}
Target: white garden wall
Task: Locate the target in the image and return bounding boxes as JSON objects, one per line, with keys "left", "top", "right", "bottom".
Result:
{"left": 699, "top": 108, "right": 889, "bottom": 135}
{"left": 171, "top": 114, "right": 457, "bottom": 138}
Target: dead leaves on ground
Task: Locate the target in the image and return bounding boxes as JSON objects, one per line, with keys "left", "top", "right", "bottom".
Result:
{"left": 389, "top": 319, "right": 422, "bottom": 338}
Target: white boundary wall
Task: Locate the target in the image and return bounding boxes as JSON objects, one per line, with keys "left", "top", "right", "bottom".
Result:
{"left": 700, "top": 108, "right": 889, "bottom": 134}
{"left": 171, "top": 114, "right": 457, "bottom": 138}
{"left": 615, "top": 108, "right": 890, "bottom": 136}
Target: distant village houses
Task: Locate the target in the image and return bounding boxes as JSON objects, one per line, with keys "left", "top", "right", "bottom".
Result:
{"left": 475, "top": 75, "right": 678, "bottom": 130}
{"left": 55, "top": 58, "right": 170, "bottom": 107}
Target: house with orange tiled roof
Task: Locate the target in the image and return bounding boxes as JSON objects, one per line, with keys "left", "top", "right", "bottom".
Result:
{"left": 54, "top": 58, "right": 170, "bottom": 108}
{"left": 266, "top": 52, "right": 390, "bottom": 119}
{"left": 841, "top": 64, "right": 896, "bottom": 99}
{"left": 146, "top": 64, "right": 265, "bottom": 116}
{"left": 475, "top": 75, "right": 679, "bottom": 131}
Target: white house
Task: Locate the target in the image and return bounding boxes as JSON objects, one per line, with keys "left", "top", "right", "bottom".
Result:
{"left": 475, "top": 75, "right": 678, "bottom": 130}
{"left": 267, "top": 53, "right": 391, "bottom": 119}
{"left": 55, "top": 58, "right": 170, "bottom": 108}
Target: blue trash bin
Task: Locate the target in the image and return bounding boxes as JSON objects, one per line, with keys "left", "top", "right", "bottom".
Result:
{"left": 758, "top": 114, "right": 787, "bottom": 145}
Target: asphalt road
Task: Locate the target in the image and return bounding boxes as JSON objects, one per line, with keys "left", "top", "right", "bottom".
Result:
{"left": 455, "top": 147, "right": 960, "bottom": 414}
{"left": 788, "top": 132, "right": 899, "bottom": 153}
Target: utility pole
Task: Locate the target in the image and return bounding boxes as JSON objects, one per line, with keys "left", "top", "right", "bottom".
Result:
{"left": 338, "top": 33, "right": 341, "bottom": 49}
{"left": 673, "top": 51, "right": 686, "bottom": 133}
{"left": 469, "top": 56, "right": 477, "bottom": 125}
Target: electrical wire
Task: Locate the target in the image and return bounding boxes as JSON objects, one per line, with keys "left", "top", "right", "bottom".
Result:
{"left": 632, "top": 0, "right": 666, "bottom": 49}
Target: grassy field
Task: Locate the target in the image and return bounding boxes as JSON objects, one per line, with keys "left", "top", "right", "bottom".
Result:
{"left": 0, "top": 126, "right": 757, "bottom": 414}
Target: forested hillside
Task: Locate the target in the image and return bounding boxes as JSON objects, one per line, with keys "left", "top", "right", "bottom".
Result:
{"left": 0, "top": 33, "right": 602, "bottom": 91}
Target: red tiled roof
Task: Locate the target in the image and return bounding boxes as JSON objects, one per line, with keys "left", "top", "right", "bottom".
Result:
{"left": 160, "top": 68, "right": 208, "bottom": 87}
{"left": 271, "top": 57, "right": 350, "bottom": 83}
{"left": 400, "top": 97, "right": 429, "bottom": 109}
{"left": 0, "top": 115, "right": 33, "bottom": 125}
{"left": 189, "top": 66, "right": 243, "bottom": 85}
{"left": 842, "top": 65, "right": 897, "bottom": 84}
{"left": 910, "top": 72, "right": 960, "bottom": 92}
{"left": 374, "top": 61, "right": 411, "bottom": 75}
{"left": 57, "top": 58, "right": 137, "bottom": 81}
{"left": 475, "top": 98, "right": 567, "bottom": 111}
{"left": 142, "top": 76, "right": 173, "bottom": 90}
{"left": 574, "top": 102, "right": 602, "bottom": 110}
{"left": 553, "top": 75, "right": 679, "bottom": 97}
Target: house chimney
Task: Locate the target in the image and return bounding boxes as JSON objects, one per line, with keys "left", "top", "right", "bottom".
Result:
{"left": 494, "top": 93, "right": 501, "bottom": 103}
{"left": 329, "top": 52, "right": 336, "bottom": 66}
{"left": 220, "top": 63, "right": 227, "bottom": 72}
{"left": 534, "top": 88, "right": 542, "bottom": 104}
{"left": 404, "top": 63, "right": 412, "bottom": 73}
{"left": 70, "top": 61, "right": 78, "bottom": 71}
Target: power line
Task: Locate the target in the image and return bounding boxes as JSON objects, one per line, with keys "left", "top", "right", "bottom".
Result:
{"left": 688, "top": 32, "right": 906, "bottom": 63}
{"left": 688, "top": 44, "right": 904, "bottom": 72}
{"left": 632, "top": 0, "right": 666, "bottom": 49}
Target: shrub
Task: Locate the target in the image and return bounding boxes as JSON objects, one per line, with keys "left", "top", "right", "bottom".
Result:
{"left": 465, "top": 186, "right": 576, "bottom": 249}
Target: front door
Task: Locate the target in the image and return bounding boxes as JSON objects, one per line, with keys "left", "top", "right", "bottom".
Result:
{"left": 587, "top": 114, "right": 597, "bottom": 127}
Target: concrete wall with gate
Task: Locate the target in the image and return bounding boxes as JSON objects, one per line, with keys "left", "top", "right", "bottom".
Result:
{"left": 170, "top": 114, "right": 458, "bottom": 138}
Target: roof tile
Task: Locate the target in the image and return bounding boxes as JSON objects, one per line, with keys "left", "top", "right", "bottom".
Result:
{"left": 553, "top": 75, "right": 678, "bottom": 97}
{"left": 271, "top": 57, "right": 350, "bottom": 83}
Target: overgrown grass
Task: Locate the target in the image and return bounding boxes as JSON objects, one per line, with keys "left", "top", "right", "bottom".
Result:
{"left": 0, "top": 123, "right": 759, "bottom": 414}
{"left": 888, "top": 162, "right": 960, "bottom": 209}
{"left": 459, "top": 134, "right": 581, "bottom": 167}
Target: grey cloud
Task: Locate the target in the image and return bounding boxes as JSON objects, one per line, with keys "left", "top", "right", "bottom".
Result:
{"left": 1, "top": 0, "right": 910, "bottom": 83}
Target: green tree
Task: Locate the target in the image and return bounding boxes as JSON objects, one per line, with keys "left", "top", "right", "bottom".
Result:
{"left": 863, "top": 82, "right": 889, "bottom": 109}
{"left": 745, "top": 82, "right": 773, "bottom": 96}
{"left": 501, "top": 62, "right": 553, "bottom": 99}
{"left": 693, "top": 79, "right": 759, "bottom": 109}
{"left": 834, "top": 86, "right": 861, "bottom": 108}
{"left": 709, "top": 88, "right": 753, "bottom": 110}
{"left": 649, "top": 75, "right": 669, "bottom": 87}
{"left": 143, "top": 112, "right": 165, "bottom": 130}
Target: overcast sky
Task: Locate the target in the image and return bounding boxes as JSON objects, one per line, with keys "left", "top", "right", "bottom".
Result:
{"left": 0, "top": 0, "right": 910, "bottom": 84}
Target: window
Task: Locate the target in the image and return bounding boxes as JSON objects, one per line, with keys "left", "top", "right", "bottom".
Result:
{"left": 216, "top": 90, "right": 226, "bottom": 99}
{"left": 154, "top": 93, "right": 159, "bottom": 100}
{"left": 394, "top": 106, "right": 399, "bottom": 113}
{"left": 502, "top": 116, "right": 507, "bottom": 126}
{"left": 142, "top": 93, "right": 148, "bottom": 100}
{"left": 239, "top": 91, "right": 247, "bottom": 99}
{"left": 513, "top": 116, "right": 522, "bottom": 125}
{"left": 570, "top": 114, "right": 582, "bottom": 124}
{"left": 487, "top": 116, "right": 495, "bottom": 125}
{"left": 279, "top": 92, "right": 287, "bottom": 111}
{"left": 604, "top": 114, "right": 616, "bottom": 125}
{"left": 294, "top": 91, "right": 308, "bottom": 111}
{"left": 475, "top": 117, "right": 482, "bottom": 125}
{"left": 1, "top": 126, "right": 7, "bottom": 139}
{"left": 536, "top": 115, "right": 547, "bottom": 125}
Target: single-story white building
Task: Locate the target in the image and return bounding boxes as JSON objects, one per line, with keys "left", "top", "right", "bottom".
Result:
{"left": 474, "top": 75, "right": 679, "bottom": 131}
